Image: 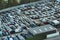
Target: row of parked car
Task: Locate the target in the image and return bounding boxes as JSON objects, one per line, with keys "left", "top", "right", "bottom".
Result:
{"left": 0, "top": 0, "right": 60, "bottom": 40}
{"left": 0, "top": 34, "right": 25, "bottom": 40}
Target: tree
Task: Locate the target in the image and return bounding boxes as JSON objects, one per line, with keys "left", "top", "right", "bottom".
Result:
{"left": 26, "top": 34, "right": 46, "bottom": 40}
{"left": 0, "top": 0, "right": 7, "bottom": 9}
{"left": 20, "top": 0, "right": 38, "bottom": 4}
{"left": 8, "top": 0, "right": 18, "bottom": 7}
